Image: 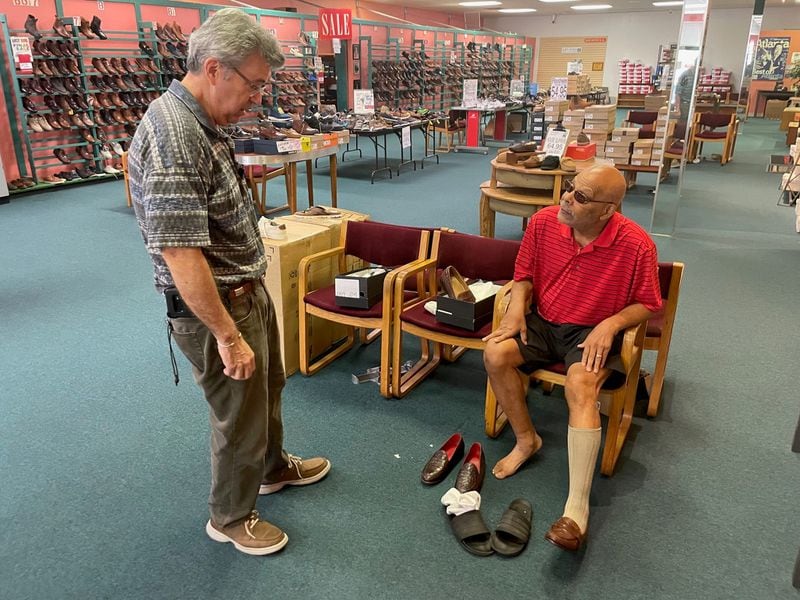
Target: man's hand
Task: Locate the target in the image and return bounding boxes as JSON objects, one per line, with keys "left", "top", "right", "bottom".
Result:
{"left": 217, "top": 335, "right": 256, "bottom": 380}
{"left": 577, "top": 319, "right": 618, "bottom": 373}
{"left": 483, "top": 308, "right": 528, "bottom": 345}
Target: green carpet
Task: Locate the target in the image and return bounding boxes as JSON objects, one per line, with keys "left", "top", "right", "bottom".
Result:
{"left": 0, "top": 119, "right": 798, "bottom": 599}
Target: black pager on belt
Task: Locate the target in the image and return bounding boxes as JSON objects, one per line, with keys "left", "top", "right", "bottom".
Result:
{"left": 165, "top": 287, "right": 194, "bottom": 318}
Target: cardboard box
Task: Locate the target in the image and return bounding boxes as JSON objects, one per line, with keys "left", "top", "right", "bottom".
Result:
{"left": 566, "top": 142, "right": 597, "bottom": 161}
{"left": 631, "top": 149, "right": 652, "bottom": 159}
{"left": 629, "top": 158, "right": 651, "bottom": 166}
{"left": 262, "top": 220, "right": 342, "bottom": 376}
{"left": 334, "top": 267, "right": 389, "bottom": 309}
{"left": 583, "top": 121, "right": 614, "bottom": 132}
{"left": 436, "top": 294, "right": 495, "bottom": 331}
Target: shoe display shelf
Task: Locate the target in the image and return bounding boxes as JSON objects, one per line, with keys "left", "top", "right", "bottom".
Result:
{"left": 151, "top": 21, "right": 188, "bottom": 91}
{"left": 269, "top": 38, "right": 319, "bottom": 115}
{"left": 80, "top": 24, "right": 167, "bottom": 170}
{"left": 1, "top": 16, "right": 119, "bottom": 191}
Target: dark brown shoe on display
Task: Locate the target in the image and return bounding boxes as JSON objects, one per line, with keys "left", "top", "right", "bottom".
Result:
{"left": 53, "top": 16, "right": 71, "bottom": 39}
{"left": 25, "top": 14, "right": 41, "bottom": 39}
{"left": 440, "top": 265, "right": 476, "bottom": 302}
{"left": 78, "top": 146, "right": 94, "bottom": 161}
{"left": 90, "top": 16, "right": 107, "bottom": 40}
{"left": 80, "top": 129, "right": 96, "bottom": 143}
{"left": 79, "top": 17, "right": 96, "bottom": 39}
{"left": 57, "top": 114, "right": 73, "bottom": 129}
{"left": 22, "top": 97, "right": 38, "bottom": 113}
{"left": 54, "top": 148, "right": 72, "bottom": 164}
{"left": 139, "top": 41, "right": 154, "bottom": 56}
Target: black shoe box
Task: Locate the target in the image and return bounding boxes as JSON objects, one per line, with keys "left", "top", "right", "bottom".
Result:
{"left": 435, "top": 293, "right": 495, "bottom": 331}
{"left": 334, "top": 267, "right": 389, "bottom": 309}
{"left": 252, "top": 138, "right": 301, "bottom": 155}
{"left": 233, "top": 139, "right": 254, "bottom": 153}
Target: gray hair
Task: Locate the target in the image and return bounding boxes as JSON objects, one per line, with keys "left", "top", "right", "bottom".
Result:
{"left": 187, "top": 8, "right": 284, "bottom": 73}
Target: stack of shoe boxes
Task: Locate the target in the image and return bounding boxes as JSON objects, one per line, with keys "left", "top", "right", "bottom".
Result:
{"left": 630, "top": 139, "right": 654, "bottom": 166}
{"left": 566, "top": 74, "right": 592, "bottom": 96}
{"left": 530, "top": 109, "right": 546, "bottom": 144}
{"left": 606, "top": 127, "right": 639, "bottom": 165}
{"left": 582, "top": 104, "right": 616, "bottom": 158}
{"left": 544, "top": 99, "right": 568, "bottom": 124}
{"left": 562, "top": 109, "right": 584, "bottom": 145}
{"left": 651, "top": 106, "right": 671, "bottom": 166}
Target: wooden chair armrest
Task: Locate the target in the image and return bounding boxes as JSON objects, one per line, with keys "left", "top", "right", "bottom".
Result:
{"left": 393, "top": 257, "right": 438, "bottom": 309}
{"left": 619, "top": 321, "right": 646, "bottom": 375}
{"left": 491, "top": 281, "right": 515, "bottom": 329}
{"left": 298, "top": 246, "right": 345, "bottom": 295}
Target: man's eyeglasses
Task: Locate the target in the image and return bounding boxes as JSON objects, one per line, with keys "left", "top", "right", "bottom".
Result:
{"left": 232, "top": 66, "right": 269, "bottom": 96}
{"left": 563, "top": 178, "right": 616, "bottom": 205}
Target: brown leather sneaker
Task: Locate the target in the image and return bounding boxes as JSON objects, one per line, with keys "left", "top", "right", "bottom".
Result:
{"left": 205, "top": 510, "right": 288, "bottom": 556}
{"left": 259, "top": 454, "right": 331, "bottom": 495}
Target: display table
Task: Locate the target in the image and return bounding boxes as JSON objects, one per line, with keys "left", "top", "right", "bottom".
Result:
{"left": 236, "top": 145, "right": 339, "bottom": 215}
{"left": 480, "top": 157, "right": 584, "bottom": 237}
{"left": 342, "top": 120, "right": 437, "bottom": 183}
{"left": 451, "top": 104, "right": 521, "bottom": 154}
{"left": 754, "top": 90, "right": 792, "bottom": 118}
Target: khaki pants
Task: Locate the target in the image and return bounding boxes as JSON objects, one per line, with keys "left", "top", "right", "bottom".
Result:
{"left": 169, "top": 281, "right": 288, "bottom": 527}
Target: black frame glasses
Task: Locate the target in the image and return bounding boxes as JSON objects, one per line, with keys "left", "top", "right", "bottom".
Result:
{"left": 564, "top": 178, "right": 616, "bottom": 205}
{"left": 232, "top": 66, "right": 269, "bottom": 96}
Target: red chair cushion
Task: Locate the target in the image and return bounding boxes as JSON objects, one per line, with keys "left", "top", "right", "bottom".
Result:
{"left": 646, "top": 312, "right": 664, "bottom": 337}
{"left": 400, "top": 301, "right": 491, "bottom": 339}
{"left": 695, "top": 131, "right": 727, "bottom": 140}
{"left": 305, "top": 285, "right": 416, "bottom": 318}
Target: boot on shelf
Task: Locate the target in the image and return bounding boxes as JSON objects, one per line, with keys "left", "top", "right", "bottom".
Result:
{"left": 25, "top": 15, "right": 41, "bottom": 40}
{"left": 90, "top": 16, "right": 107, "bottom": 40}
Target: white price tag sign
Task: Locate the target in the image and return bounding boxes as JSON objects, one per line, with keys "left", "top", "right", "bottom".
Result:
{"left": 332, "top": 38, "right": 341, "bottom": 54}
{"left": 463, "top": 79, "right": 478, "bottom": 107}
{"left": 510, "top": 79, "right": 525, "bottom": 97}
{"left": 275, "top": 139, "right": 302, "bottom": 154}
{"left": 401, "top": 126, "right": 411, "bottom": 148}
{"left": 354, "top": 89, "right": 375, "bottom": 115}
{"left": 543, "top": 129, "right": 569, "bottom": 158}
{"left": 314, "top": 56, "right": 323, "bottom": 71}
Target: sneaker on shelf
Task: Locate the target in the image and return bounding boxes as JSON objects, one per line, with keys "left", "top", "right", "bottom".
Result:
{"left": 103, "top": 165, "right": 122, "bottom": 175}
{"left": 288, "top": 46, "right": 304, "bottom": 58}
{"left": 205, "top": 510, "right": 288, "bottom": 556}
{"left": 259, "top": 454, "right": 331, "bottom": 495}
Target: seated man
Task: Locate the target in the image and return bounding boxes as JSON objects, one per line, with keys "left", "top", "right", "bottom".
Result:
{"left": 483, "top": 164, "right": 662, "bottom": 551}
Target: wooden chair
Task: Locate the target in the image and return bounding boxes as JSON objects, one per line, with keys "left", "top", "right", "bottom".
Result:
{"left": 622, "top": 110, "right": 659, "bottom": 139}
{"left": 688, "top": 112, "right": 738, "bottom": 165}
{"left": 643, "top": 262, "right": 685, "bottom": 417}
{"left": 390, "top": 230, "right": 521, "bottom": 398}
{"left": 427, "top": 113, "right": 465, "bottom": 153}
{"left": 245, "top": 165, "right": 288, "bottom": 215}
{"left": 660, "top": 122, "right": 687, "bottom": 181}
{"left": 298, "top": 220, "right": 430, "bottom": 398}
{"left": 483, "top": 303, "right": 647, "bottom": 476}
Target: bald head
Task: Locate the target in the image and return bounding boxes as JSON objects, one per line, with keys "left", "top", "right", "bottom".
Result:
{"left": 580, "top": 164, "right": 626, "bottom": 206}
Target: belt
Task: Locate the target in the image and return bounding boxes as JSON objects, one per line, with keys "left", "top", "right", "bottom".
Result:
{"left": 226, "top": 279, "right": 258, "bottom": 301}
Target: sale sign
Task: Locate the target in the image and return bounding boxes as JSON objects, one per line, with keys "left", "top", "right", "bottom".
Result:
{"left": 319, "top": 8, "right": 352, "bottom": 40}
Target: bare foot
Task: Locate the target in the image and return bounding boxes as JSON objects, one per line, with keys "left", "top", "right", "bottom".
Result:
{"left": 492, "top": 434, "right": 543, "bottom": 480}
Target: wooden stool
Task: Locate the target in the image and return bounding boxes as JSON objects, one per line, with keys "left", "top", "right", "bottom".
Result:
{"left": 479, "top": 180, "right": 555, "bottom": 237}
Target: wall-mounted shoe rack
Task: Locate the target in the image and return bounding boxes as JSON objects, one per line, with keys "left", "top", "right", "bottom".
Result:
{"left": 367, "top": 39, "right": 531, "bottom": 111}
{"left": 0, "top": 16, "right": 181, "bottom": 188}
{"left": 265, "top": 35, "right": 320, "bottom": 115}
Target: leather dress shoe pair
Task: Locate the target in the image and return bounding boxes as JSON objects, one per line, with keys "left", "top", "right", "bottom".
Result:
{"left": 421, "top": 434, "right": 485, "bottom": 493}
{"left": 439, "top": 265, "right": 476, "bottom": 303}
{"left": 545, "top": 516, "right": 586, "bottom": 552}
{"left": 509, "top": 140, "right": 539, "bottom": 154}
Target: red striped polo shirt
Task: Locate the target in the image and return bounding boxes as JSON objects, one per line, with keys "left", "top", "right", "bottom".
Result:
{"left": 514, "top": 205, "right": 663, "bottom": 326}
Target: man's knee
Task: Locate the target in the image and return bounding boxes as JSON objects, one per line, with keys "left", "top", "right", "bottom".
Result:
{"left": 564, "top": 365, "right": 604, "bottom": 404}
{"left": 483, "top": 339, "right": 522, "bottom": 373}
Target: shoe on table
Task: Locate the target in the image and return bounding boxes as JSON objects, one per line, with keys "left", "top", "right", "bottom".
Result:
{"left": 206, "top": 510, "right": 288, "bottom": 556}
{"left": 259, "top": 454, "right": 331, "bottom": 495}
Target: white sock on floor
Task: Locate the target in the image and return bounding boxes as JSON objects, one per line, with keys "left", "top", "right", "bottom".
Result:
{"left": 562, "top": 425, "right": 601, "bottom": 533}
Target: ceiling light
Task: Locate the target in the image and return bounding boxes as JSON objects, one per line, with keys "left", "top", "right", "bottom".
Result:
{"left": 571, "top": 3, "right": 613, "bottom": 8}
{"left": 538, "top": 0, "right": 578, "bottom": 3}
{"left": 458, "top": 1, "right": 502, "bottom": 6}
{"left": 652, "top": 1, "right": 683, "bottom": 5}
{"left": 498, "top": 7, "right": 537, "bottom": 11}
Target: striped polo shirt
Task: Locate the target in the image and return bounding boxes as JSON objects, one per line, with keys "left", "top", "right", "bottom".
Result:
{"left": 514, "top": 205, "right": 663, "bottom": 326}
{"left": 129, "top": 80, "right": 265, "bottom": 293}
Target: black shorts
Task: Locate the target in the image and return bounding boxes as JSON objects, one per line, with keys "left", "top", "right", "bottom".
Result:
{"left": 514, "top": 309, "right": 625, "bottom": 384}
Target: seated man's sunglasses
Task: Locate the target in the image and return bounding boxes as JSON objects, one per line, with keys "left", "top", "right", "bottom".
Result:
{"left": 563, "top": 178, "right": 616, "bottom": 205}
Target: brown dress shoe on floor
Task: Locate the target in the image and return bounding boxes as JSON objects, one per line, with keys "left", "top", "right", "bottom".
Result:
{"left": 545, "top": 516, "right": 586, "bottom": 551}
{"left": 421, "top": 433, "right": 465, "bottom": 485}
{"left": 259, "top": 454, "right": 331, "bottom": 495}
{"left": 205, "top": 510, "right": 288, "bottom": 556}
{"left": 454, "top": 443, "right": 485, "bottom": 493}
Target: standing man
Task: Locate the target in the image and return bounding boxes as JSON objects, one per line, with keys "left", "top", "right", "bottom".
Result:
{"left": 129, "top": 8, "right": 330, "bottom": 556}
{"left": 483, "top": 165, "right": 662, "bottom": 551}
